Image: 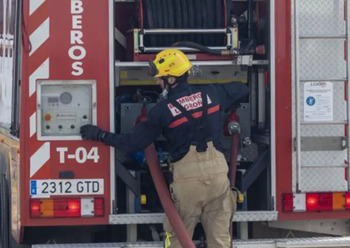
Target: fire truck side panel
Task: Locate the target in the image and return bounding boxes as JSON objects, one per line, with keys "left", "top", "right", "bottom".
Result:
{"left": 20, "top": 0, "right": 113, "bottom": 227}
{"left": 276, "top": 0, "right": 350, "bottom": 221}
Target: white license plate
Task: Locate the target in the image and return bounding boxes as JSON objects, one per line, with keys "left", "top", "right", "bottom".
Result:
{"left": 30, "top": 179, "right": 104, "bottom": 196}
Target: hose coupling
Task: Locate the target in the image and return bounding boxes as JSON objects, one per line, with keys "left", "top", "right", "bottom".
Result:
{"left": 227, "top": 121, "right": 241, "bottom": 135}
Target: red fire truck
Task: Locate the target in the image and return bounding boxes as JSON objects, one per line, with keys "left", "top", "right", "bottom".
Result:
{"left": 1, "top": 0, "right": 350, "bottom": 247}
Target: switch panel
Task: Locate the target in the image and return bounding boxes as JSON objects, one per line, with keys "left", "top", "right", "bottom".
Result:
{"left": 37, "top": 80, "right": 97, "bottom": 140}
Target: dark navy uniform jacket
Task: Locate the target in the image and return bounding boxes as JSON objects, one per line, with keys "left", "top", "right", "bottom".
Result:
{"left": 103, "top": 80, "right": 249, "bottom": 161}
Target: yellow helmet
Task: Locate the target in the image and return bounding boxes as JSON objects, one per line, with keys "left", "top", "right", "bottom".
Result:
{"left": 148, "top": 49, "right": 192, "bottom": 78}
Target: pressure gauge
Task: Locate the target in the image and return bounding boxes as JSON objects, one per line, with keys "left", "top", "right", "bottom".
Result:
{"left": 60, "top": 92, "right": 73, "bottom": 104}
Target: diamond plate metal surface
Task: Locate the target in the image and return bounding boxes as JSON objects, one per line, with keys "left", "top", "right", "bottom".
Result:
{"left": 291, "top": 0, "right": 349, "bottom": 192}
{"left": 300, "top": 150, "right": 346, "bottom": 167}
{"left": 32, "top": 237, "right": 350, "bottom": 248}
{"left": 298, "top": 0, "right": 346, "bottom": 36}
{"left": 233, "top": 240, "right": 276, "bottom": 248}
{"left": 299, "top": 40, "right": 346, "bottom": 80}
{"left": 109, "top": 213, "right": 164, "bottom": 225}
{"left": 300, "top": 124, "right": 345, "bottom": 137}
{"left": 300, "top": 167, "right": 347, "bottom": 191}
{"left": 276, "top": 236, "right": 350, "bottom": 247}
{"left": 233, "top": 211, "right": 278, "bottom": 222}
{"left": 108, "top": 211, "right": 278, "bottom": 225}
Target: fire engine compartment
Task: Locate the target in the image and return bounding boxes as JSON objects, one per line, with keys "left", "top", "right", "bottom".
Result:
{"left": 113, "top": 0, "right": 272, "bottom": 221}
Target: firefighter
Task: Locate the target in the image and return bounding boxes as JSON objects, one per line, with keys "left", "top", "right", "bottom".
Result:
{"left": 80, "top": 49, "right": 248, "bottom": 248}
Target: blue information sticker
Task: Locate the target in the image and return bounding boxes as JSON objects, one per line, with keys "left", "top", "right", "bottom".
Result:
{"left": 306, "top": 96, "right": 316, "bottom": 106}
{"left": 30, "top": 180, "right": 37, "bottom": 195}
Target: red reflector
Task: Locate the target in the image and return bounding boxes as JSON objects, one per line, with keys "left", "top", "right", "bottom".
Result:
{"left": 30, "top": 200, "right": 41, "bottom": 217}
{"left": 306, "top": 193, "right": 333, "bottom": 212}
{"left": 283, "top": 194, "right": 293, "bottom": 212}
{"left": 94, "top": 198, "right": 104, "bottom": 216}
{"left": 346, "top": 193, "right": 350, "bottom": 210}
{"left": 318, "top": 193, "right": 332, "bottom": 211}
{"left": 306, "top": 193, "right": 319, "bottom": 211}
{"left": 53, "top": 199, "right": 81, "bottom": 217}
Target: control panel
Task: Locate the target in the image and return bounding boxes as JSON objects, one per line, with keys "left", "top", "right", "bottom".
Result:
{"left": 37, "top": 80, "right": 97, "bottom": 140}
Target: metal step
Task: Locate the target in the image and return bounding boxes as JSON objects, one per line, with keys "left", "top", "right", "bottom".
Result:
{"left": 301, "top": 163, "right": 347, "bottom": 168}
{"left": 299, "top": 79, "right": 347, "bottom": 82}
{"left": 108, "top": 211, "right": 278, "bottom": 225}
{"left": 299, "top": 34, "right": 347, "bottom": 39}
{"left": 300, "top": 121, "right": 348, "bottom": 125}
{"left": 31, "top": 237, "right": 350, "bottom": 248}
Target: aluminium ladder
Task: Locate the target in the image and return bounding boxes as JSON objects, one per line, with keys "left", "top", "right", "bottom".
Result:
{"left": 294, "top": 0, "right": 350, "bottom": 192}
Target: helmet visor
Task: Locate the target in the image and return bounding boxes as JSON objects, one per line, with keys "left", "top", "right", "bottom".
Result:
{"left": 148, "top": 61, "right": 158, "bottom": 77}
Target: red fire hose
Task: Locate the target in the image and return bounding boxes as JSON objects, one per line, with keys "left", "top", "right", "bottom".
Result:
{"left": 224, "top": 110, "right": 241, "bottom": 241}
{"left": 229, "top": 132, "right": 240, "bottom": 188}
{"left": 224, "top": 110, "right": 241, "bottom": 188}
{"left": 144, "top": 144, "right": 196, "bottom": 248}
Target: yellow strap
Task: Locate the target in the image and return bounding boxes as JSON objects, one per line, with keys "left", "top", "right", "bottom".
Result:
{"left": 164, "top": 232, "right": 171, "bottom": 248}
{"left": 238, "top": 192, "right": 244, "bottom": 203}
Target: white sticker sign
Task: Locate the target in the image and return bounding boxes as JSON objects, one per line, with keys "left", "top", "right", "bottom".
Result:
{"left": 304, "top": 82, "right": 333, "bottom": 122}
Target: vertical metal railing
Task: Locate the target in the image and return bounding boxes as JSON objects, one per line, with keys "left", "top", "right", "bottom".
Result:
{"left": 270, "top": 0, "right": 276, "bottom": 209}
{"left": 294, "top": 0, "right": 302, "bottom": 192}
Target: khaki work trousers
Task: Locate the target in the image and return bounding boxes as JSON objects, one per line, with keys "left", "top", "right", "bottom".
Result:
{"left": 164, "top": 142, "right": 237, "bottom": 248}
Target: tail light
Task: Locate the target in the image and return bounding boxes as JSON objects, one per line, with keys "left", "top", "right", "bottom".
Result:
{"left": 306, "top": 193, "right": 332, "bottom": 211}
{"left": 30, "top": 199, "right": 41, "bottom": 217}
{"left": 306, "top": 193, "right": 319, "bottom": 211}
{"left": 318, "top": 193, "right": 332, "bottom": 211}
{"left": 283, "top": 192, "right": 350, "bottom": 212}
{"left": 94, "top": 198, "right": 104, "bottom": 216}
{"left": 283, "top": 194, "right": 294, "bottom": 212}
{"left": 333, "top": 192, "right": 346, "bottom": 210}
{"left": 54, "top": 199, "right": 81, "bottom": 217}
{"left": 346, "top": 192, "right": 350, "bottom": 210}
{"left": 30, "top": 197, "right": 104, "bottom": 218}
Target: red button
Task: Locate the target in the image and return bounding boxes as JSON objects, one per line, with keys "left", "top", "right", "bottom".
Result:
{"left": 44, "top": 114, "right": 52, "bottom": 121}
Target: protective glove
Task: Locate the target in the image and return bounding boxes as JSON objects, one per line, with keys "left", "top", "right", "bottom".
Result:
{"left": 80, "top": 124, "right": 107, "bottom": 142}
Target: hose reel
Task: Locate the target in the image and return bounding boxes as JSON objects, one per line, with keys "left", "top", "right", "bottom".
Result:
{"left": 135, "top": 0, "right": 238, "bottom": 56}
